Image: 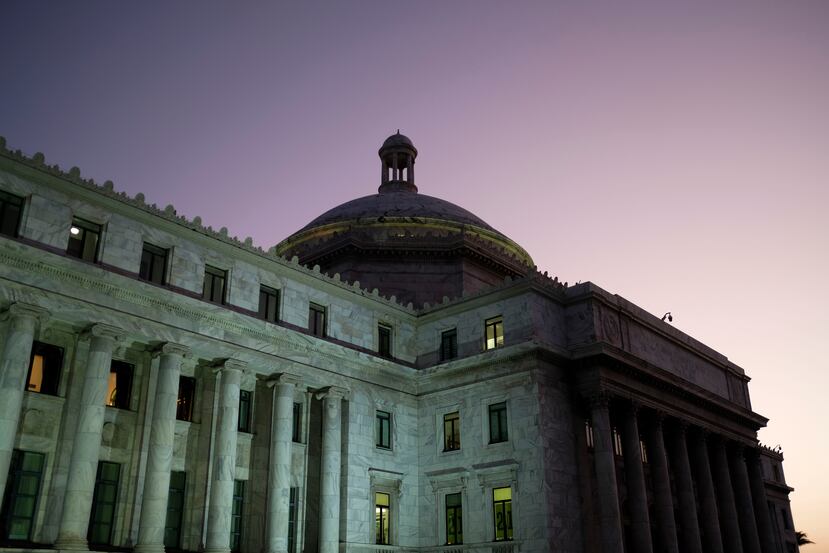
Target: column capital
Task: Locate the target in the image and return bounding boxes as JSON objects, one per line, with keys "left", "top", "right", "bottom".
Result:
{"left": 264, "top": 372, "right": 303, "bottom": 388}
{"left": 212, "top": 358, "right": 247, "bottom": 374}
{"left": 314, "top": 385, "right": 349, "bottom": 401}
{"left": 154, "top": 342, "right": 191, "bottom": 359}
{"left": 2, "top": 302, "right": 49, "bottom": 324}
{"left": 83, "top": 323, "right": 125, "bottom": 342}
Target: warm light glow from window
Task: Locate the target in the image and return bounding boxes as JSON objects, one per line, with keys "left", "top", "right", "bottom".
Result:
{"left": 28, "top": 355, "right": 44, "bottom": 391}
{"left": 70, "top": 226, "right": 80, "bottom": 235}
{"left": 106, "top": 372, "right": 118, "bottom": 406}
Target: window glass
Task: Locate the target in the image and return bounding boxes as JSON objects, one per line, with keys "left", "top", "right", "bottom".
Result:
{"left": 203, "top": 266, "right": 227, "bottom": 304}
{"left": 106, "top": 360, "right": 133, "bottom": 410}
{"left": 26, "top": 341, "right": 63, "bottom": 396}
{"left": 67, "top": 217, "right": 101, "bottom": 262}
{"left": 0, "top": 450, "right": 45, "bottom": 541}
{"left": 309, "top": 304, "right": 326, "bottom": 337}
{"left": 176, "top": 376, "right": 196, "bottom": 421}
{"left": 230, "top": 480, "right": 245, "bottom": 552}
{"left": 164, "top": 471, "right": 186, "bottom": 548}
{"left": 376, "top": 411, "right": 391, "bottom": 449}
{"left": 378, "top": 324, "right": 392, "bottom": 358}
{"left": 489, "top": 402, "right": 508, "bottom": 444}
{"left": 375, "top": 492, "right": 390, "bottom": 545}
{"left": 443, "top": 412, "right": 460, "bottom": 452}
{"left": 88, "top": 462, "right": 120, "bottom": 545}
{"left": 493, "top": 487, "right": 513, "bottom": 541}
{"left": 238, "top": 390, "right": 252, "bottom": 432}
{"left": 485, "top": 316, "right": 504, "bottom": 350}
{"left": 445, "top": 493, "right": 463, "bottom": 545}
{"left": 0, "top": 190, "right": 24, "bottom": 238}
{"left": 440, "top": 329, "right": 457, "bottom": 362}
{"left": 287, "top": 487, "right": 298, "bottom": 552}
{"left": 292, "top": 403, "right": 302, "bottom": 443}
{"left": 139, "top": 243, "right": 168, "bottom": 285}
{"left": 258, "top": 286, "right": 279, "bottom": 322}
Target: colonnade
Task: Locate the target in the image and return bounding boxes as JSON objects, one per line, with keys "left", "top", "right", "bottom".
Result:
{"left": 588, "top": 392, "right": 777, "bottom": 553}
{"left": 0, "top": 302, "right": 348, "bottom": 553}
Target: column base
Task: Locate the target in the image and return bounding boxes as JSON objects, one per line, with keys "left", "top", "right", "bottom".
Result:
{"left": 53, "top": 534, "right": 89, "bottom": 551}
{"left": 204, "top": 548, "right": 231, "bottom": 553}
{"left": 134, "top": 544, "right": 166, "bottom": 553}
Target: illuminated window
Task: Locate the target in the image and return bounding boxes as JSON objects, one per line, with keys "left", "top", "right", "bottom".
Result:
{"left": 0, "top": 450, "right": 44, "bottom": 541}
{"left": 0, "top": 190, "right": 24, "bottom": 238}
{"left": 440, "top": 329, "right": 457, "bottom": 362}
{"left": 375, "top": 492, "right": 390, "bottom": 545}
{"left": 493, "top": 487, "right": 513, "bottom": 541}
{"left": 230, "top": 480, "right": 245, "bottom": 552}
{"left": 107, "top": 360, "right": 133, "bottom": 410}
{"left": 88, "top": 462, "right": 120, "bottom": 545}
{"left": 376, "top": 410, "right": 391, "bottom": 449}
{"left": 613, "top": 427, "right": 623, "bottom": 456}
{"left": 445, "top": 493, "right": 463, "bottom": 545}
{"left": 203, "top": 266, "right": 227, "bottom": 304}
{"left": 67, "top": 217, "right": 101, "bottom": 262}
{"left": 238, "top": 390, "right": 252, "bottom": 432}
{"left": 585, "top": 420, "right": 594, "bottom": 449}
{"left": 378, "top": 324, "right": 392, "bottom": 358}
{"left": 176, "top": 376, "right": 196, "bottom": 421}
{"left": 485, "top": 316, "right": 504, "bottom": 350}
{"left": 443, "top": 412, "right": 460, "bottom": 452}
{"left": 489, "top": 402, "right": 508, "bottom": 444}
{"left": 640, "top": 439, "right": 648, "bottom": 463}
{"left": 309, "top": 304, "right": 326, "bottom": 337}
{"left": 258, "top": 285, "right": 279, "bottom": 323}
{"left": 139, "top": 243, "right": 168, "bottom": 285}
{"left": 26, "top": 341, "right": 63, "bottom": 395}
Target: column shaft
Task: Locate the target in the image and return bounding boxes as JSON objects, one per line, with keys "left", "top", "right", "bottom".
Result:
{"left": 688, "top": 432, "right": 724, "bottom": 553}
{"left": 670, "top": 424, "right": 703, "bottom": 553}
{"left": 747, "top": 449, "right": 777, "bottom": 553}
{"left": 265, "top": 374, "right": 300, "bottom": 553}
{"left": 646, "top": 415, "right": 679, "bottom": 553}
{"left": 0, "top": 304, "right": 45, "bottom": 501}
{"left": 205, "top": 360, "right": 245, "bottom": 553}
{"left": 589, "top": 396, "right": 624, "bottom": 553}
{"left": 621, "top": 405, "right": 653, "bottom": 553}
{"left": 135, "top": 344, "right": 189, "bottom": 553}
{"left": 56, "top": 325, "right": 123, "bottom": 550}
{"left": 318, "top": 387, "right": 345, "bottom": 553}
{"left": 710, "top": 438, "right": 742, "bottom": 553}
{"left": 729, "top": 445, "right": 762, "bottom": 553}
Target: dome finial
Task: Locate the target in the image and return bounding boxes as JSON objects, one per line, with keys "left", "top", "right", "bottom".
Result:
{"left": 378, "top": 132, "right": 418, "bottom": 194}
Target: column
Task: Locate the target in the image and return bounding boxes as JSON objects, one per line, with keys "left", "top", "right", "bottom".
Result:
{"left": 729, "top": 444, "right": 762, "bottom": 553}
{"left": 55, "top": 324, "right": 124, "bottom": 550}
{"left": 746, "top": 448, "right": 777, "bottom": 553}
{"left": 317, "top": 386, "right": 347, "bottom": 553}
{"left": 709, "top": 437, "right": 742, "bottom": 553}
{"left": 264, "top": 373, "right": 302, "bottom": 553}
{"left": 0, "top": 303, "right": 47, "bottom": 500}
{"left": 205, "top": 359, "right": 246, "bottom": 553}
{"left": 688, "top": 430, "right": 724, "bottom": 553}
{"left": 646, "top": 413, "right": 679, "bottom": 553}
{"left": 670, "top": 422, "right": 703, "bottom": 553}
{"left": 621, "top": 403, "right": 653, "bottom": 553}
{"left": 135, "top": 343, "right": 191, "bottom": 553}
{"left": 588, "top": 394, "right": 624, "bottom": 553}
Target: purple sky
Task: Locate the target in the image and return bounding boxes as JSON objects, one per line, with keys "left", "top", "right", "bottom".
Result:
{"left": 3, "top": 1, "right": 828, "bottom": 545}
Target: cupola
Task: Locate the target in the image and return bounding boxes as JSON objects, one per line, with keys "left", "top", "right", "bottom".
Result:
{"left": 378, "top": 131, "right": 417, "bottom": 193}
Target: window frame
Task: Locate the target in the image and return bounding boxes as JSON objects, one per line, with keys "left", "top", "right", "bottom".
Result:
{"left": 375, "top": 491, "right": 391, "bottom": 545}
{"left": 492, "top": 487, "right": 514, "bottom": 542}
{"left": 378, "top": 323, "right": 392, "bottom": 358}
{"left": 139, "top": 242, "right": 169, "bottom": 285}
{"left": 164, "top": 471, "right": 186, "bottom": 549}
{"left": 176, "top": 376, "right": 197, "bottom": 422}
{"left": 230, "top": 480, "right": 245, "bottom": 553}
{"left": 488, "top": 402, "right": 509, "bottom": 444}
{"left": 88, "top": 461, "right": 121, "bottom": 545}
{"left": 440, "top": 328, "right": 458, "bottom": 362}
{"left": 67, "top": 217, "right": 103, "bottom": 263}
{"left": 258, "top": 285, "right": 280, "bottom": 323}
{"left": 26, "top": 341, "right": 64, "bottom": 396}
{"left": 308, "top": 303, "right": 326, "bottom": 337}
{"left": 106, "top": 360, "right": 134, "bottom": 410}
{"left": 0, "top": 449, "right": 45, "bottom": 541}
{"left": 202, "top": 265, "right": 228, "bottom": 305}
{"left": 291, "top": 402, "right": 303, "bottom": 443}
{"left": 238, "top": 390, "right": 252, "bottom": 433}
{"left": 445, "top": 492, "right": 463, "bottom": 545}
{"left": 443, "top": 411, "right": 461, "bottom": 452}
{"left": 376, "top": 410, "right": 392, "bottom": 450}
{"left": 0, "top": 189, "right": 24, "bottom": 238}
{"left": 484, "top": 316, "right": 504, "bottom": 350}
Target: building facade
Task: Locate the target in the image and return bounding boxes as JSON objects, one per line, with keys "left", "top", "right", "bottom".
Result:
{"left": 0, "top": 134, "right": 797, "bottom": 553}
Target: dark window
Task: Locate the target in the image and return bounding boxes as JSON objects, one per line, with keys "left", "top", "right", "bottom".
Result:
{"left": 258, "top": 286, "right": 279, "bottom": 323}
{"left": 376, "top": 411, "right": 391, "bottom": 449}
{"left": 781, "top": 507, "right": 791, "bottom": 530}
{"left": 26, "top": 341, "right": 63, "bottom": 396}
{"left": 176, "top": 376, "right": 196, "bottom": 422}
{"left": 309, "top": 304, "right": 326, "bottom": 337}
{"left": 493, "top": 487, "right": 513, "bottom": 541}
{"left": 440, "top": 329, "right": 457, "bottom": 362}
{"left": 139, "top": 243, "right": 168, "bottom": 285}
{"left": 67, "top": 218, "right": 101, "bottom": 262}
{"left": 375, "top": 492, "right": 390, "bottom": 545}
{"left": 292, "top": 403, "right": 302, "bottom": 443}
{"left": 0, "top": 190, "right": 24, "bottom": 238}
{"left": 88, "top": 461, "right": 120, "bottom": 545}
{"left": 203, "top": 266, "right": 227, "bottom": 304}
{"left": 489, "top": 402, "right": 508, "bottom": 444}
{"left": 485, "top": 316, "right": 504, "bottom": 350}
{"left": 378, "top": 324, "right": 392, "bottom": 358}
{"left": 164, "top": 471, "right": 186, "bottom": 548}
{"left": 230, "top": 480, "right": 245, "bottom": 553}
{"left": 106, "top": 360, "right": 133, "bottom": 410}
{"left": 238, "top": 390, "right": 252, "bottom": 433}
{"left": 0, "top": 450, "right": 44, "bottom": 541}
{"left": 445, "top": 493, "right": 463, "bottom": 545}
{"left": 443, "top": 412, "right": 460, "bottom": 452}
{"left": 287, "top": 487, "right": 298, "bottom": 553}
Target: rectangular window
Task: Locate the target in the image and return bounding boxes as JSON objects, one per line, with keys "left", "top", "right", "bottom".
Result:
{"left": 376, "top": 410, "right": 391, "bottom": 449}
{"left": 106, "top": 360, "right": 133, "bottom": 410}
{"left": 26, "top": 341, "right": 63, "bottom": 396}
{"left": 489, "top": 402, "right": 508, "bottom": 444}
{"left": 67, "top": 217, "right": 101, "bottom": 262}
{"left": 139, "top": 243, "right": 168, "bottom": 285}
{"left": 287, "top": 487, "right": 298, "bottom": 553}
{"left": 375, "top": 492, "right": 390, "bottom": 545}
{"left": 445, "top": 493, "right": 463, "bottom": 545}
{"left": 176, "top": 376, "right": 196, "bottom": 422}
{"left": 258, "top": 285, "right": 279, "bottom": 323}
{"left": 230, "top": 480, "right": 245, "bottom": 552}
{"left": 440, "top": 328, "right": 457, "bottom": 362}
{"left": 443, "top": 411, "right": 460, "bottom": 452}
{"left": 585, "top": 420, "right": 594, "bottom": 449}
{"left": 0, "top": 190, "right": 24, "bottom": 238}
{"left": 238, "top": 390, "right": 252, "bottom": 433}
{"left": 0, "top": 450, "right": 45, "bottom": 541}
{"left": 88, "top": 461, "right": 120, "bottom": 545}
{"left": 203, "top": 266, "right": 227, "bottom": 304}
{"left": 613, "top": 427, "right": 623, "bottom": 456}
{"left": 309, "top": 304, "right": 326, "bottom": 337}
{"left": 164, "top": 471, "right": 186, "bottom": 549}
{"left": 378, "top": 324, "right": 392, "bottom": 358}
{"left": 640, "top": 439, "right": 648, "bottom": 464}
{"left": 493, "top": 487, "right": 513, "bottom": 541}
{"left": 292, "top": 403, "right": 302, "bottom": 443}
{"left": 485, "top": 316, "right": 504, "bottom": 350}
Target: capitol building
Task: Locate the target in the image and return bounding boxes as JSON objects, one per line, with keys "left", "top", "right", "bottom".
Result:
{"left": 0, "top": 133, "right": 798, "bottom": 553}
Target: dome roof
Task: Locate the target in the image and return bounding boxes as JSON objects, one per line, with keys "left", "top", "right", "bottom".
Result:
{"left": 380, "top": 131, "right": 415, "bottom": 151}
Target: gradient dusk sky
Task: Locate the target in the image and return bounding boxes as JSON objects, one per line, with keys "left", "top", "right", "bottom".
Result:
{"left": 2, "top": 0, "right": 827, "bottom": 547}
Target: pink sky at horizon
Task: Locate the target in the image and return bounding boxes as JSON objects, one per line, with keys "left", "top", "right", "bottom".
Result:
{"left": 2, "top": 0, "right": 827, "bottom": 548}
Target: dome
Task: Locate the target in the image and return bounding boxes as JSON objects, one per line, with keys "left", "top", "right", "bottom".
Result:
{"left": 380, "top": 131, "right": 416, "bottom": 152}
